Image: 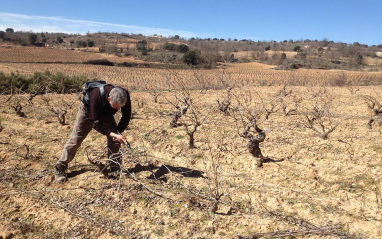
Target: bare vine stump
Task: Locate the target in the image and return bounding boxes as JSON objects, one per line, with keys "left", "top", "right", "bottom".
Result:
{"left": 377, "top": 114, "right": 382, "bottom": 126}
{"left": 188, "top": 131, "right": 195, "bottom": 148}
{"left": 247, "top": 133, "right": 265, "bottom": 167}
{"left": 14, "top": 103, "right": 26, "bottom": 118}
{"left": 170, "top": 112, "right": 181, "bottom": 128}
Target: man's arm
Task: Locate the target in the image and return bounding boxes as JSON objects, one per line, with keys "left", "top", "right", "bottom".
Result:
{"left": 89, "top": 88, "right": 113, "bottom": 136}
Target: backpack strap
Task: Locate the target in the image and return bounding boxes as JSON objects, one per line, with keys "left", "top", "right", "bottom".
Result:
{"left": 99, "top": 84, "right": 117, "bottom": 108}
{"left": 99, "top": 85, "right": 106, "bottom": 108}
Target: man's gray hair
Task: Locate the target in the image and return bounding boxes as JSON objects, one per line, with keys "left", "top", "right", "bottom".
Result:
{"left": 109, "top": 87, "right": 127, "bottom": 106}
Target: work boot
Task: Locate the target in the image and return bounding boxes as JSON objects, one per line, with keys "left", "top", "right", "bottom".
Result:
{"left": 55, "top": 163, "right": 67, "bottom": 183}
{"left": 109, "top": 157, "right": 122, "bottom": 172}
{"left": 110, "top": 164, "right": 121, "bottom": 173}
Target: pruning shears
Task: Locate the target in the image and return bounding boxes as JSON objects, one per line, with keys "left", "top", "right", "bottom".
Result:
{"left": 117, "top": 131, "right": 130, "bottom": 148}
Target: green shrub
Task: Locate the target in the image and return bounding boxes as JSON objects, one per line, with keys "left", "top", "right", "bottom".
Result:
{"left": 118, "top": 62, "right": 150, "bottom": 68}
{"left": 57, "top": 36, "right": 63, "bottom": 43}
{"left": 183, "top": 50, "right": 197, "bottom": 65}
{"left": 294, "top": 45, "right": 301, "bottom": 52}
{"left": 85, "top": 59, "right": 114, "bottom": 66}
{"left": 176, "top": 44, "right": 189, "bottom": 53}
{"left": 137, "top": 40, "right": 147, "bottom": 51}
{"left": 290, "top": 63, "right": 298, "bottom": 69}
{"left": 163, "top": 43, "right": 189, "bottom": 53}
{"left": 87, "top": 39, "right": 95, "bottom": 47}
{"left": 163, "top": 42, "right": 176, "bottom": 51}
{"left": 0, "top": 70, "right": 86, "bottom": 94}
{"left": 141, "top": 48, "right": 149, "bottom": 55}
{"left": 28, "top": 33, "right": 38, "bottom": 45}
{"left": 0, "top": 71, "right": 31, "bottom": 93}
{"left": 76, "top": 40, "right": 87, "bottom": 48}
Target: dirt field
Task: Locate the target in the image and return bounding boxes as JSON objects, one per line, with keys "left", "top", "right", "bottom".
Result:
{"left": 232, "top": 50, "right": 298, "bottom": 60}
{"left": 1, "top": 46, "right": 382, "bottom": 238}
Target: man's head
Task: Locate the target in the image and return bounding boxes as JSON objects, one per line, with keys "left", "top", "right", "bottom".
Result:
{"left": 108, "top": 87, "right": 127, "bottom": 110}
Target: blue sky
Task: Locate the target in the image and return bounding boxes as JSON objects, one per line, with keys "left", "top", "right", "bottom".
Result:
{"left": 0, "top": 0, "right": 381, "bottom": 45}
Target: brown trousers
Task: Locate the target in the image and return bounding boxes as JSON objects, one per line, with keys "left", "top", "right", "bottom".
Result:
{"left": 56, "top": 103, "right": 121, "bottom": 168}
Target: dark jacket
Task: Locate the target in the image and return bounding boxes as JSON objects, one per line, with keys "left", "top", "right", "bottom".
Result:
{"left": 87, "top": 85, "right": 131, "bottom": 136}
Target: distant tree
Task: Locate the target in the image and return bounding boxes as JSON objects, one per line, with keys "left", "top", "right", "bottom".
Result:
{"left": 136, "top": 40, "right": 147, "bottom": 51}
{"left": 183, "top": 50, "right": 197, "bottom": 65}
{"left": 354, "top": 52, "right": 364, "bottom": 66}
{"left": 57, "top": 36, "right": 63, "bottom": 43}
{"left": 163, "top": 42, "right": 176, "bottom": 51}
{"left": 141, "top": 48, "right": 149, "bottom": 55}
{"left": 0, "top": 31, "right": 4, "bottom": 39}
{"left": 87, "top": 39, "right": 95, "bottom": 47}
{"left": 230, "top": 53, "right": 235, "bottom": 62}
{"left": 265, "top": 46, "right": 271, "bottom": 51}
{"left": 294, "top": 45, "right": 301, "bottom": 52}
{"left": 28, "top": 33, "right": 38, "bottom": 45}
{"left": 5, "top": 28, "right": 14, "bottom": 33}
{"left": 176, "top": 44, "right": 189, "bottom": 53}
{"left": 76, "top": 40, "right": 87, "bottom": 48}
{"left": 353, "top": 42, "right": 360, "bottom": 47}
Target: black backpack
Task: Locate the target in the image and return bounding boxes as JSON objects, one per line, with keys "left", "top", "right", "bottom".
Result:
{"left": 81, "top": 81, "right": 114, "bottom": 107}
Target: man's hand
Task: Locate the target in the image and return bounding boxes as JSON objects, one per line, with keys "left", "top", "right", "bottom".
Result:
{"left": 110, "top": 132, "right": 128, "bottom": 145}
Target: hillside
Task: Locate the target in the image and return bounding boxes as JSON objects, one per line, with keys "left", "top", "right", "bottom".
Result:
{"left": 1, "top": 30, "right": 381, "bottom": 71}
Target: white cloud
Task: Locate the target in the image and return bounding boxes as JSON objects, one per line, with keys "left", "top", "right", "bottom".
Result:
{"left": 0, "top": 12, "right": 197, "bottom": 38}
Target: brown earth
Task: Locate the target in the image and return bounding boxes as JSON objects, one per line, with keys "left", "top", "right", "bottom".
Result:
{"left": 1, "top": 85, "right": 382, "bottom": 238}
{"left": 1, "top": 45, "right": 382, "bottom": 238}
{"left": 231, "top": 50, "right": 298, "bottom": 60}
{"left": 0, "top": 46, "right": 145, "bottom": 64}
